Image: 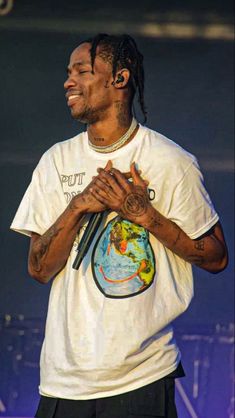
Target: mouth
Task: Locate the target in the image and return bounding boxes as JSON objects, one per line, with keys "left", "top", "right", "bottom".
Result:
{"left": 66, "top": 93, "right": 82, "bottom": 107}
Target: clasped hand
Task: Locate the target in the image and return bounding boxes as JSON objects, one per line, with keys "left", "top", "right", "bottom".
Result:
{"left": 90, "top": 161, "right": 150, "bottom": 223}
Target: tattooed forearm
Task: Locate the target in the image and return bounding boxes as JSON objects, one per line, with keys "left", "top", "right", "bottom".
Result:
{"left": 31, "top": 226, "right": 63, "bottom": 272}
{"left": 131, "top": 202, "right": 226, "bottom": 272}
{"left": 146, "top": 214, "right": 163, "bottom": 229}
{"left": 194, "top": 239, "right": 205, "bottom": 251}
{"left": 152, "top": 216, "right": 163, "bottom": 228}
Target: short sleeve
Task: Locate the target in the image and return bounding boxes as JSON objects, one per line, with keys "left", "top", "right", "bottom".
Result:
{"left": 168, "top": 160, "right": 219, "bottom": 239}
{"left": 10, "top": 153, "right": 66, "bottom": 237}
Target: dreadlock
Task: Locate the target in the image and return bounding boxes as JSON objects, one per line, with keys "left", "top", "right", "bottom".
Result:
{"left": 79, "top": 33, "right": 147, "bottom": 124}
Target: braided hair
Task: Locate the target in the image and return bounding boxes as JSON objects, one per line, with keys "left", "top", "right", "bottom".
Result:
{"left": 79, "top": 33, "right": 147, "bottom": 123}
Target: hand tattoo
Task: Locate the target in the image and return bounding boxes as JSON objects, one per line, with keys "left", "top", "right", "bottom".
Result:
{"left": 122, "top": 187, "right": 148, "bottom": 217}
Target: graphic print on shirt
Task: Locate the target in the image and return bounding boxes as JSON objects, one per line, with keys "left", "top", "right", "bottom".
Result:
{"left": 92, "top": 216, "right": 156, "bottom": 298}
{"left": 60, "top": 172, "right": 86, "bottom": 203}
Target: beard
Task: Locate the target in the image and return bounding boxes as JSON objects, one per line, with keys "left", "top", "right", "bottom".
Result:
{"left": 71, "top": 98, "right": 109, "bottom": 125}
{"left": 71, "top": 104, "right": 102, "bottom": 124}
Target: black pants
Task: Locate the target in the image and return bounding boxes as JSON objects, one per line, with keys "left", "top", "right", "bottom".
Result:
{"left": 35, "top": 377, "right": 178, "bottom": 418}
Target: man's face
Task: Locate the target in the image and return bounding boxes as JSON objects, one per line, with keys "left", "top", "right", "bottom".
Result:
{"left": 64, "top": 43, "right": 114, "bottom": 123}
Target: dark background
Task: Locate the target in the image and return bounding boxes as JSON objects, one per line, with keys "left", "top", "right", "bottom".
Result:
{"left": 0, "top": 1, "right": 234, "bottom": 417}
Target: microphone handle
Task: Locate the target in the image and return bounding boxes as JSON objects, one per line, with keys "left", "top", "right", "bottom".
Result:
{"left": 72, "top": 212, "right": 104, "bottom": 270}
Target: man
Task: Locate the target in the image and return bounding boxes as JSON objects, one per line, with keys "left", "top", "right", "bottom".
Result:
{"left": 11, "top": 34, "right": 228, "bottom": 418}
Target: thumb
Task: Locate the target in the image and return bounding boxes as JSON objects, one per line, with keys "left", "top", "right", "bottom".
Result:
{"left": 130, "top": 162, "right": 149, "bottom": 186}
{"left": 104, "top": 160, "right": 113, "bottom": 171}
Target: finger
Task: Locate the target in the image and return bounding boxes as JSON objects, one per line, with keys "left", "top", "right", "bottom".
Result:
{"left": 97, "top": 167, "right": 131, "bottom": 180}
{"left": 123, "top": 169, "right": 142, "bottom": 180}
{"left": 95, "top": 160, "right": 112, "bottom": 177}
{"left": 90, "top": 185, "right": 107, "bottom": 199}
{"left": 123, "top": 171, "right": 132, "bottom": 180}
{"left": 130, "top": 162, "right": 149, "bottom": 186}
{"left": 97, "top": 169, "right": 126, "bottom": 194}
{"left": 108, "top": 168, "right": 131, "bottom": 191}
{"left": 90, "top": 187, "right": 109, "bottom": 206}
{"left": 104, "top": 160, "right": 112, "bottom": 171}
{"left": 97, "top": 166, "right": 137, "bottom": 180}
{"left": 93, "top": 177, "right": 117, "bottom": 198}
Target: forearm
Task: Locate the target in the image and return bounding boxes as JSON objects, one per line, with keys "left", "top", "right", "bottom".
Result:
{"left": 137, "top": 205, "right": 228, "bottom": 273}
{"left": 28, "top": 202, "right": 84, "bottom": 283}
{"left": 28, "top": 164, "right": 112, "bottom": 284}
{"left": 90, "top": 164, "right": 228, "bottom": 273}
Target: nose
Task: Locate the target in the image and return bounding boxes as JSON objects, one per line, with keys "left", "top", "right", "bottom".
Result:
{"left": 64, "top": 74, "right": 76, "bottom": 90}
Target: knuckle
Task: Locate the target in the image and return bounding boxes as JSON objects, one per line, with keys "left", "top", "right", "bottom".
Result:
{"left": 110, "top": 168, "right": 119, "bottom": 176}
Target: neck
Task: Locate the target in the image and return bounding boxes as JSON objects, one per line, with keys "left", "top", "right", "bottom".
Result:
{"left": 87, "top": 115, "right": 139, "bottom": 153}
{"left": 87, "top": 107, "right": 133, "bottom": 146}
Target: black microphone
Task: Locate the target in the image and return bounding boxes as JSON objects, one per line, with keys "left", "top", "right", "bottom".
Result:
{"left": 72, "top": 212, "right": 104, "bottom": 270}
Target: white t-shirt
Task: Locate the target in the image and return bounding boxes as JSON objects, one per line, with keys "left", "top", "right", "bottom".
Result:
{"left": 11, "top": 125, "right": 219, "bottom": 400}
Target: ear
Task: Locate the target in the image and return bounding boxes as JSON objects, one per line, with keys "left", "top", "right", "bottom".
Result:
{"left": 112, "top": 69, "right": 130, "bottom": 88}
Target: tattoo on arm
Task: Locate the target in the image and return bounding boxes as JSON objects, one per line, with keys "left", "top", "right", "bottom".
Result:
{"left": 148, "top": 214, "right": 163, "bottom": 229}
{"left": 31, "top": 226, "right": 62, "bottom": 272}
{"left": 194, "top": 239, "right": 205, "bottom": 251}
{"left": 153, "top": 215, "right": 163, "bottom": 228}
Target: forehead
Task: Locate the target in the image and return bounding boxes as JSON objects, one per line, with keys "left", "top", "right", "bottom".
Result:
{"left": 69, "top": 43, "right": 91, "bottom": 64}
{"left": 68, "top": 42, "right": 112, "bottom": 71}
